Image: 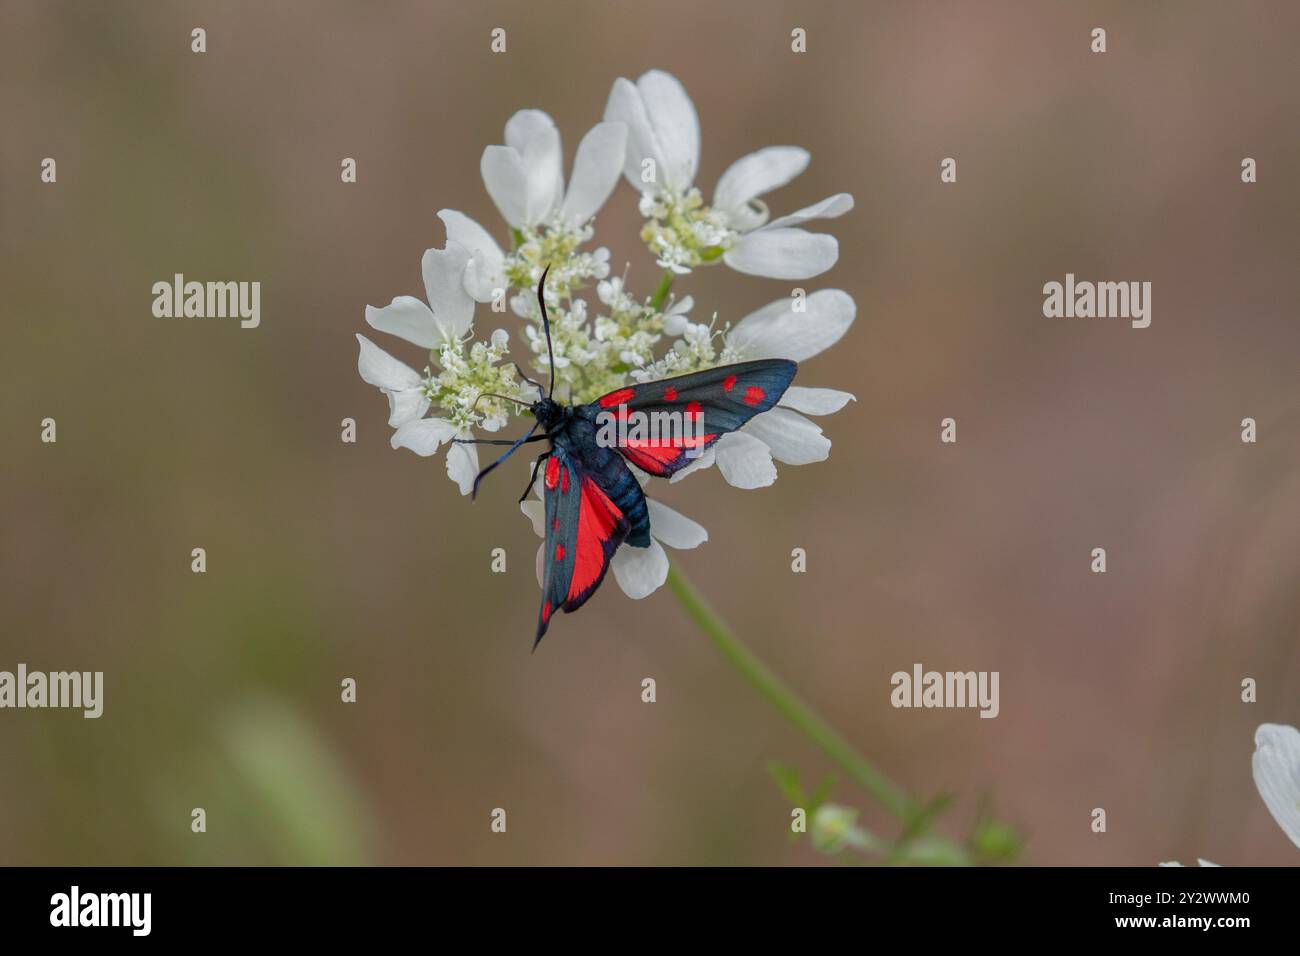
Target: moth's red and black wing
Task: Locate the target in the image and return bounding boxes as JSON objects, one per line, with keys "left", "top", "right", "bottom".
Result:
{"left": 586, "top": 358, "right": 797, "bottom": 478}
{"left": 536, "top": 445, "right": 631, "bottom": 646}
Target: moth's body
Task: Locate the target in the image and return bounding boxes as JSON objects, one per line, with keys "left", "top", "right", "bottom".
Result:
{"left": 533, "top": 400, "right": 652, "bottom": 549}
{"left": 465, "top": 268, "right": 796, "bottom": 646}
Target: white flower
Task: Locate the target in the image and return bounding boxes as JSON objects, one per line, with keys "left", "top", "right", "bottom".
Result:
{"left": 364, "top": 241, "right": 475, "bottom": 348}
{"left": 1158, "top": 859, "right": 1221, "bottom": 867}
{"left": 439, "top": 110, "right": 627, "bottom": 305}
{"left": 356, "top": 333, "right": 481, "bottom": 495}
{"left": 604, "top": 69, "right": 853, "bottom": 279}
{"left": 1252, "top": 722, "right": 1300, "bottom": 850}
{"left": 520, "top": 466, "right": 708, "bottom": 600}
{"left": 358, "top": 241, "right": 528, "bottom": 496}
{"left": 811, "top": 804, "right": 876, "bottom": 854}
{"left": 639, "top": 289, "right": 857, "bottom": 489}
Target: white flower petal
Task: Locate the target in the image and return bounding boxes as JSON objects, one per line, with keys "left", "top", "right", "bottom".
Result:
{"left": 437, "top": 209, "right": 503, "bottom": 265}
{"left": 465, "top": 256, "right": 507, "bottom": 304}
{"left": 727, "top": 289, "right": 855, "bottom": 362}
{"left": 635, "top": 71, "right": 699, "bottom": 191}
{"left": 421, "top": 242, "right": 474, "bottom": 340}
{"left": 445, "top": 435, "right": 479, "bottom": 496}
{"left": 356, "top": 333, "right": 421, "bottom": 391}
{"left": 356, "top": 335, "right": 430, "bottom": 427}
{"left": 765, "top": 192, "right": 855, "bottom": 230}
{"left": 365, "top": 296, "right": 440, "bottom": 349}
{"left": 480, "top": 144, "right": 529, "bottom": 228}
{"left": 505, "top": 109, "right": 564, "bottom": 220}
{"left": 723, "top": 228, "right": 839, "bottom": 280}
{"left": 534, "top": 541, "right": 545, "bottom": 588}
{"left": 559, "top": 121, "right": 627, "bottom": 226}
{"left": 714, "top": 146, "right": 809, "bottom": 215}
{"left": 1252, "top": 723, "right": 1300, "bottom": 849}
{"left": 745, "top": 408, "right": 830, "bottom": 465}
{"left": 645, "top": 498, "right": 708, "bottom": 549}
{"left": 714, "top": 431, "right": 778, "bottom": 488}
{"left": 780, "top": 386, "right": 856, "bottom": 416}
{"left": 504, "top": 109, "right": 554, "bottom": 150}
{"left": 437, "top": 210, "right": 506, "bottom": 301}
{"left": 605, "top": 77, "right": 666, "bottom": 190}
{"left": 389, "top": 417, "right": 458, "bottom": 457}
{"left": 520, "top": 498, "right": 545, "bottom": 537}
{"left": 611, "top": 537, "right": 669, "bottom": 599}
{"left": 385, "top": 388, "right": 430, "bottom": 429}
{"left": 605, "top": 71, "right": 698, "bottom": 192}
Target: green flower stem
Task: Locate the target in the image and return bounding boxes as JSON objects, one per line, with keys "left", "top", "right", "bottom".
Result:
{"left": 648, "top": 270, "right": 675, "bottom": 311}
{"left": 664, "top": 562, "right": 915, "bottom": 823}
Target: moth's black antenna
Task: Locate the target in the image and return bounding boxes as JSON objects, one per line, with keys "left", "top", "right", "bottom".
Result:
{"left": 511, "top": 363, "right": 544, "bottom": 396}
{"left": 471, "top": 391, "right": 529, "bottom": 415}
{"left": 537, "top": 266, "right": 555, "bottom": 398}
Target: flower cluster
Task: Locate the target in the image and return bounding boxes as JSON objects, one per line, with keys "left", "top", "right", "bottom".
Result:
{"left": 357, "top": 70, "right": 858, "bottom": 596}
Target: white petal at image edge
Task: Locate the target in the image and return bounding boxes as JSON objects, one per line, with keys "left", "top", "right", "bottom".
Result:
{"left": 1252, "top": 723, "right": 1300, "bottom": 849}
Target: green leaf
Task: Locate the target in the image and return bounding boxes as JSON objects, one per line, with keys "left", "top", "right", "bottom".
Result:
{"left": 902, "top": 790, "right": 955, "bottom": 840}
{"left": 807, "top": 774, "right": 837, "bottom": 813}
{"left": 767, "top": 761, "right": 805, "bottom": 805}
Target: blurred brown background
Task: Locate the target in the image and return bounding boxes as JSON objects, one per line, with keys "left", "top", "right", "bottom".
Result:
{"left": 2, "top": 1, "right": 1298, "bottom": 865}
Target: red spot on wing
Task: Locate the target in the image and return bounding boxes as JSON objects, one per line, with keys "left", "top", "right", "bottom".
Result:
{"left": 723, "top": 374, "right": 737, "bottom": 392}
{"left": 600, "top": 387, "right": 636, "bottom": 408}
{"left": 663, "top": 386, "right": 678, "bottom": 401}
{"left": 545, "top": 457, "right": 560, "bottom": 490}
{"left": 565, "top": 477, "right": 624, "bottom": 603}
{"left": 561, "top": 467, "right": 570, "bottom": 493}
{"left": 743, "top": 385, "right": 766, "bottom": 406}
{"left": 555, "top": 544, "right": 566, "bottom": 561}
{"left": 552, "top": 518, "right": 561, "bottom": 531}
{"left": 620, "top": 433, "right": 718, "bottom": 476}
{"left": 542, "top": 601, "right": 552, "bottom": 623}
{"left": 685, "top": 401, "right": 702, "bottom": 421}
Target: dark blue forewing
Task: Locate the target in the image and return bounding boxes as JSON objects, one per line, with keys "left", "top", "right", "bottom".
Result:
{"left": 580, "top": 359, "right": 797, "bottom": 478}
{"left": 535, "top": 443, "right": 630, "bottom": 646}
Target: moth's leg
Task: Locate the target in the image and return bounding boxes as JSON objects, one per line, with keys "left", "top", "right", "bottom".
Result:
{"left": 454, "top": 435, "right": 548, "bottom": 445}
{"left": 519, "top": 452, "right": 550, "bottom": 503}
